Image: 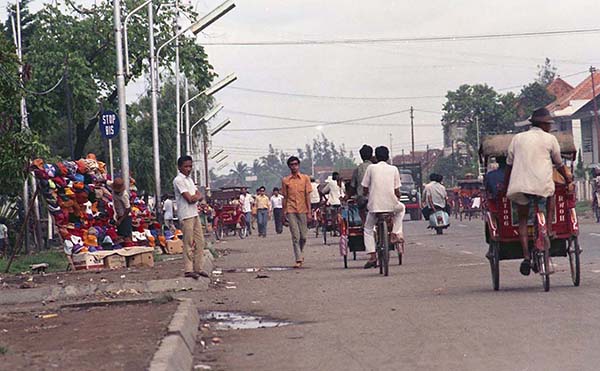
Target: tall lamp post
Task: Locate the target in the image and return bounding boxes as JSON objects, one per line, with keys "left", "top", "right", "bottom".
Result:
{"left": 180, "top": 73, "right": 237, "bottom": 155}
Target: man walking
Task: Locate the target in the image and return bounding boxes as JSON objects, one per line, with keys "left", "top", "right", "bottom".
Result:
{"left": 0, "top": 219, "right": 8, "bottom": 257}
{"left": 162, "top": 194, "right": 175, "bottom": 231}
{"left": 255, "top": 186, "right": 271, "bottom": 237}
{"left": 505, "top": 107, "right": 571, "bottom": 276}
{"left": 270, "top": 187, "right": 284, "bottom": 234}
{"left": 240, "top": 187, "right": 254, "bottom": 235}
{"left": 282, "top": 156, "right": 313, "bottom": 268}
{"left": 173, "top": 155, "right": 208, "bottom": 279}
{"left": 361, "top": 146, "right": 406, "bottom": 269}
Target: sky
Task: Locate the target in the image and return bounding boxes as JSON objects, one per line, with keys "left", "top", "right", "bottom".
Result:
{"left": 3, "top": 0, "right": 600, "bottom": 174}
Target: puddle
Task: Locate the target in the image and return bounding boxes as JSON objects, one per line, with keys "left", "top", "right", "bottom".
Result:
{"left": 202, "top": 311, "right": 294, "bottom": 330}
{"left": 222, "top": 266, "right": 294, "bottom": 273}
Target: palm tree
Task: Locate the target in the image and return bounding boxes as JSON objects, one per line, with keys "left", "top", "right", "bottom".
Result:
{"left": 229, "top": 161, "right": 249, "bottom": 185}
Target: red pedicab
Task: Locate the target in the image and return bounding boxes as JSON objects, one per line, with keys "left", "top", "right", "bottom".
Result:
{"left": 481, "top": 133, "right": 581, "bottom": 291}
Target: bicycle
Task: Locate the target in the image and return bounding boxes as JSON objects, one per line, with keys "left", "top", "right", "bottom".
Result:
{"left": 374, "top": 212, "right": 394, "bottom": 276}
{"left": 529, "top": 196, "right": 553, "bottom": 291}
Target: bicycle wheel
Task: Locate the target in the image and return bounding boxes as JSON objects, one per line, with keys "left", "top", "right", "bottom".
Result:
{"left": 488, "top": 242, "right": 500, "bottom": 291}
{"left": 238, "top": 225, "right": 248, "bottom": 239}
{"left": 537, "top": 248, "right": 550, "bottom": 292}
{"left": 568, "top": 236, "right": 581, "bottom": 287}
{"left": 343, "top": 255, "right": 348, "bottom": 269}
{"left": 323, "top": 225, "right": 327, "bottom": 245}
{"left": 381, "top": 221, "right": 390, "bottom": 276}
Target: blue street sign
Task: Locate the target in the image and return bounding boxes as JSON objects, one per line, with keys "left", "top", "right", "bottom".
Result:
{"left": 99, "top": 111, "right": 120, "bottom": 139}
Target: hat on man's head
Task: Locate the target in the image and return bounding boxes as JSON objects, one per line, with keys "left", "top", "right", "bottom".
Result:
{"left": 529, "top": 107, "right": 555, "bottom": 125}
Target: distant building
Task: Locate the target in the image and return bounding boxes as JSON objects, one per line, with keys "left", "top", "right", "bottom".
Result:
{"left": 546, "top": 72, "right": 600, "bottom": 166}
{"left": 392, "top": 149, "right": 443, "bottom": 175}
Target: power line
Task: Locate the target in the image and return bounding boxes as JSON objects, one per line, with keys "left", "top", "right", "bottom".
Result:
{"left": 223, "top": 109, "right": 411, "bottom": 132}
{"left": 204, "top": 27, "right": 600, "bottom": 46}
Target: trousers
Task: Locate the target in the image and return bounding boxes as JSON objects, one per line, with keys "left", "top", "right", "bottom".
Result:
{"left": 181, "top": 216, "right": 206, "bottom": 273}
{"left": 257, "top": 209, "right": 269, "bottom": 236}
{"left": 287, "top": 213, "right": 308, "bottom": 262}
{"left": 273, "top": 208, "right": 284, "bottom": 234}
{"left": 363, "top": 203, "right": 405, "bottom": 254}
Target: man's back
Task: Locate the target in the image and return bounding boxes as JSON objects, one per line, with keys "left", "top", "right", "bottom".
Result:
{"left": 423, "top": 181, "right": 447, "bottom": 208}
{"left": 507, "top": 127, "right": 561, "bottom": 199}
{"left": 361, "top": 162, "right": 401, "bottom": 212}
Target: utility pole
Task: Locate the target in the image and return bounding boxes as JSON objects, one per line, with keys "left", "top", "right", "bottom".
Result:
{"left": 113, "top": 0, "right": 130, "bottom": 192}
{"left": 203, "top": 132, "right": 210, "bottom": 191}
{"left": 475, "top": 115, "right": 483, "bottom": 177}
{"left": 590, "top": 66, "right": 600, "bottom": 163}
{"left": 410, "top": 106, "right": 415, "bottom": 163}
{"left": 175, "top": 0, "right": 182, "bottom": 161}
{"left": 389, "top": 133, "right": 393, "bottom": 163}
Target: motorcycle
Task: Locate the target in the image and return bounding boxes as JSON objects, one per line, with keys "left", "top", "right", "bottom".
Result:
{"left": 428, "top": 209, "right": 450, "bottom": 235}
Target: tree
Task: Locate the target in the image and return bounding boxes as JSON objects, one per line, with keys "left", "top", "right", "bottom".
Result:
{"left": 229, "top": 162, "right": 249, "bottom": 184}
{"left": 12, "top": 0, "right": 215, "bottom": 159}
{"left": 536, "top": 58, "right": 557, "bottom": 87}
{"left": 126, "top": 77, "right": 211, "bottom": 193}
{"left": 442, "top": 84, "right": 518, "bottom": 152}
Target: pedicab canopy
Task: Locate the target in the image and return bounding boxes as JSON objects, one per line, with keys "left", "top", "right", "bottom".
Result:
{"left": 480, "top": 132, "right": 576, "bottom": 160}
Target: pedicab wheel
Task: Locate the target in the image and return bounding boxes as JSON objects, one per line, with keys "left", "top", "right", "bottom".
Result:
{"left": 323, "top": 225, "right": 327, "bottom": 245}
{"left": 343, "top": 255, "right": 348, "bottom": 269}
{"left": 381, "top": 222, "right": 390, "bottom": 276}
{"left": 216, "top": 222, "right": 225, "bottom": 240}
{"left": 537, "top": 248, "right": 550, "bottom": 292}
{"left": 489, "top": 242, "right": 500, "bottom": 291}
{"left": 353, "top": 251, "right": 357, "bottom": 261}
{"left": 238, "top": 225, "right": 248, "bottom": 239}
{"left": 568, "top": 236, "right": 581, "bottom": 287}
{"left": 378, "top": 248, "right": 383, "bottom": 275}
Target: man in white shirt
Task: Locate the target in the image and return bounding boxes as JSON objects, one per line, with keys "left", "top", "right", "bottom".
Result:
{"left": 505, "top": 108, "right": 572, "bottom": 276}
{"left": 270, "top": 187, "right": 285, "bottom": 234}
{"left": 422, "top": 173, "right": 448, "bottom": 219}
{"left": 162, "top": 194, "right": 175, "bottom": 231}
{"left": 324, "top": 173, "right": 342, "bottom": 207}
{"left": 0, "top": 219, "right": 7, "bottom": 257}
{"left": 239, "top": 187, "right": 254, "bottom": 235}
{"left": 361, "top": 146, "right": 406, "bottom": 269}
{"left": 173, "top": 155, "right": 207, "bottom": 279}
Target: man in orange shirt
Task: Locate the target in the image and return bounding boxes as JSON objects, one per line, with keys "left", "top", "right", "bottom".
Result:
{"left": 281, "top": 156, "right": 313, "bottom": 268}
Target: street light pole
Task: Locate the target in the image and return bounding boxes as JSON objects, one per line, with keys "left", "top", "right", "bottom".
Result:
{"left": 113, "top": 0, "right": 130, "bottom": 192}
{"left": 410, "top": 106, "right": 415, "bottom": 163}
{"left": 175, "top": 0, "right": 182, "bottom": 160}
{"left": 148, "top": 2, "right": 162, "bottom": 215}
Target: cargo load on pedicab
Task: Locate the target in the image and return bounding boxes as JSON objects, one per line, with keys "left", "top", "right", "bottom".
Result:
{"left": 480, "top": 132, "right": 581, "bottom": 291}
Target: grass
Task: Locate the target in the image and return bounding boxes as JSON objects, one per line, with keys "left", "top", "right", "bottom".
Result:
{"left": 0, "top": 250, "right": 67, "bottom": 274}
{"left": 0, "top": 346, "right": 8, "bottom": 355}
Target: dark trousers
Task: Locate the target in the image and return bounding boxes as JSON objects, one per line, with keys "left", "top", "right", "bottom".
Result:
{"left": 422, "top": 205, "right": 450, "bottom": 220}
{"left": 273, "top": 208, "right": 284, "bottom": 234}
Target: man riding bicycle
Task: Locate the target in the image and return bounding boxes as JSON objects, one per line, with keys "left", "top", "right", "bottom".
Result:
{"left": 505, "top": 108, "right": 572, "bottom": 276}
{"left": 361, "top": 146, "right": 405, "bottom": 269}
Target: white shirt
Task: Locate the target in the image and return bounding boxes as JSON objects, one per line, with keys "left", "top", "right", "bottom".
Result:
{"left": 240, "top": 193, "right": 254, "bottom": 213}
{"left": 423, "top": 181, "right": 447, "bottom": 208}
{"left": 173, "top": 172, "right": 199, "bottom": 221}
{"left": 163, "top": 199, "right": 174, "bottom": 220}
{"left": 0, "top": 223, "right": 7, "bottom": 239}
{"left": 361, "top": 161, "right": 402, "bottom": 213}
{"left": 270, "top": 194, "right": 284, "bottom": 209}
{"left": 507, "top": 127, "right": 562, "bottom": 199}
{"left": 310, "top": 182, "right": 320, "bottom": 204}
{"left": 325, "top": 178, "right": 342, "bottom": 206}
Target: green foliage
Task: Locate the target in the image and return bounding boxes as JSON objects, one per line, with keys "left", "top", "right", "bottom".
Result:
{"left": 536, "top": 58, "right": 557, "bottom": 87}
{"left": 575, "top": 150, "right": 585, "bottom": 179}
{"left": 126, "top": 77, "right": 211, "bottom": 194}
{"left": 518, "top": 82, "right": 555, "bottom": 120}
{"left": 442, "top": 84, "right": 518, "bottom": 152}
{"left": 13, "top": 0, "right": 214, "bottom": 160}
{"left": 0, "top": 249, "right": 66, "bottom": 273}
{"left": 0, "top": 123, "right": 49, "bottom": 196}
{"left": 432, "top": 153, "right": 478, "bottom": 185}
{"left": 0, "top": 345, "right": 7, "bottom": 355}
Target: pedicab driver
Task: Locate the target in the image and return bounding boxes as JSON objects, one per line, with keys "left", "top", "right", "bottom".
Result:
{"left": 361, "top": 146, "right": 406, "bottom": 269}
{"left": 505, "top": 107, "right": 572, "bottom": 276}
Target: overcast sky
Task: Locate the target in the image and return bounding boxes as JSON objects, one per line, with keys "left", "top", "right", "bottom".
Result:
{"left": 4, "top": 0, "right": 600, "bottom": 173}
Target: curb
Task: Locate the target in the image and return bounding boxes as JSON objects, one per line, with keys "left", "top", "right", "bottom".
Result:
{"left": 0, "top": 252, "right": 214, "bottom": 306}
{"left": 149, "top": 298, "right": 200, "bottom": 371}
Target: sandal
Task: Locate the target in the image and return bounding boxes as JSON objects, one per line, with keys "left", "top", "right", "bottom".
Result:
{"left": 293, "top": 261, "right": 303, "bottom": 269}
{"left": 519, "top": 259, "right": 531, "bottom": 276}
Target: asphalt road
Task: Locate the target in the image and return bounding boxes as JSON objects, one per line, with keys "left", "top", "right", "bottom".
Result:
{"left": 194, "top": 216, "right": 600, "bottom": 371}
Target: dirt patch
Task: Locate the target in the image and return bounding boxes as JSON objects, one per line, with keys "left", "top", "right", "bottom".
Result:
{"left": 0, "top": 300, "right": 177, "bottom": 370}
{"left": 0, "top": 256, "right": 187, "bottom": 291}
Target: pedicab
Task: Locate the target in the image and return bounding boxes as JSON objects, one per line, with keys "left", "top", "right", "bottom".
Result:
{"left": 210, "top": 187, "right": 248, "bottom": 240}
{"left": 320, "top": 204, "right": 341, "bottom": 245}
{"left": 339, "top": 200, "right": 403, "bottom": 269}
{"left": 480, "top": 133, "right": 581, "bottom": 292}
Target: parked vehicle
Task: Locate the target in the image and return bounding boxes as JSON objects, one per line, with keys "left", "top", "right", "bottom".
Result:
{"left": 396, "top": 163, "right": 422, "bottom": 221}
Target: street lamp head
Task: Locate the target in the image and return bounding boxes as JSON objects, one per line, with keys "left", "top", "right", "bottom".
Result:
{"left": 205, "top": 73, "right": 237, "bottom": 96}
{"left": 210, "top": 118, "right": 231, "bottom": 136}
{"left": 190, "top": 0, "right": 236, "bottom": 35}
{"left": 202, "top": 103, "right": 224, "bottom": 122}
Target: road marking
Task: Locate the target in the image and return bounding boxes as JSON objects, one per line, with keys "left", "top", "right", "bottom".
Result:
{"left": 591, "top": 270, "right": 600, "bottom": 273}
{"left": 460, "top": 250, "right": 474, "bottom": 255}
{"left": 590, "top": 233, "right": 600, "bottom": 237}
{"left": 416, "top": 242, "right": 423, "bottom": 246}
{"left": 458, "top": 224, "right": 468, "bottom": 228}
{"left": 457, "top": 263, "right": 486, "bottom": 267}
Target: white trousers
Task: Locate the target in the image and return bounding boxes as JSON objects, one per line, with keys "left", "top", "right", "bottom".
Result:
{"left": 363, "top": 204, "right": 405, "bottom": 254}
